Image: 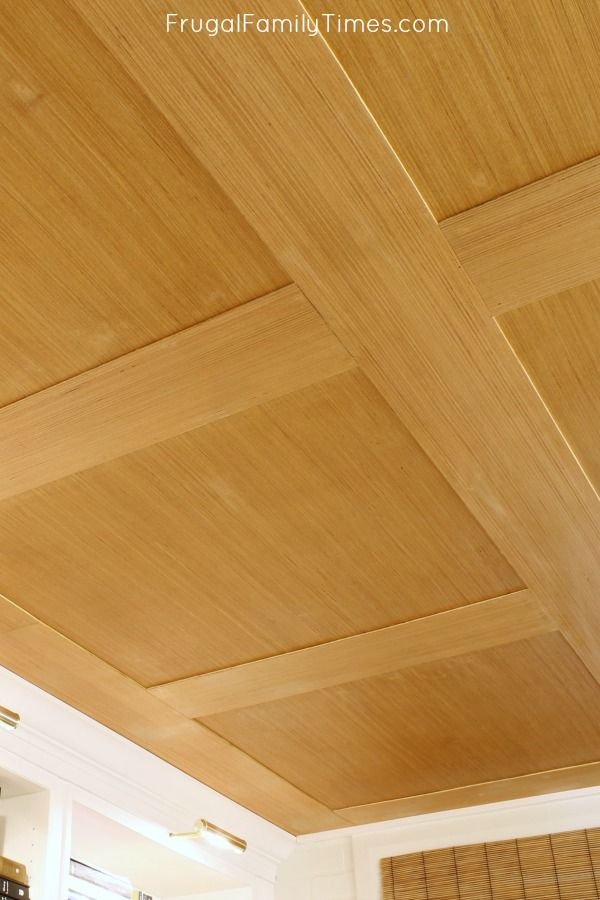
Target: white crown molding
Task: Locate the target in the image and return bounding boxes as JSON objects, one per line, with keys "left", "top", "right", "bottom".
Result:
{"left": 0, "top": 665, "right": 295, "bottom": 889}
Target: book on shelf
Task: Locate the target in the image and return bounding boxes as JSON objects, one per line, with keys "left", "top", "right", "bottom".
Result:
{"left": 0, "top": 862, "right": 28, "bottom": 889}
{"left": 0, "top": 879, "right": 29, "bottom": 900}
{"left": 68, "top": 860, "right": 132, "bottom": 900}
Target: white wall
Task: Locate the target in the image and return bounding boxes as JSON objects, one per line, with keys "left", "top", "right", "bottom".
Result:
{"left": 70, "top": 802, "right": 243, "bottom": 897}
{"left": 0, "top": 790, "right": 50, "bottom": 896}
{"left": 168, "top": 890, "right": 252, "bottom": 900}
{"left": 276, "top": 785, "right": 600, "bottom": 900}
{"left": 275, "top": 837, "right": 355, "bottom": 900}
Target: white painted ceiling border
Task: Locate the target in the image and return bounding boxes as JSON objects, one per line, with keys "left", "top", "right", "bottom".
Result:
{"left": 0, "top": 665, "right": 294, "bottom": 892}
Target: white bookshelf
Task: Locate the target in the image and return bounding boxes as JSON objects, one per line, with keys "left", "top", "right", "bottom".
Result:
{"left": 0, "top": 773, "right": 254, "bottom": 900}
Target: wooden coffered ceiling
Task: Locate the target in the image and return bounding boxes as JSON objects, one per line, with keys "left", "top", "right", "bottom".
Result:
{"left": 2, "top": 0, "right": 600, "bottom": 835}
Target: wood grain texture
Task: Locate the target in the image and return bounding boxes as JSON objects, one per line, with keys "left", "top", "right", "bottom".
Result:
{"left": 0, "top": 617, "right": 344, "bottom": 834}
{"left": 0, "top": 369, "right": 520, "bottom": 687}
{"left": 0, "top": 1, "right": 286, "bottom": 407}
{"left": 0, "top": 593, "right": 37, "bottom": 633}
{"left": 341, "top": 760, "right": 600, "bottom": 824}
{"left": 73, "top": 0, "right": 600, "bottom": 685}
{"left": 8, "top": 0, "right": 600, "bottom": 832}
{"left": 0, "top": 285, "right": 354, "bottom": 500}
{"left": 306, "top": 0, "right": 600, "bottom": 219}
{"left": 500, "top": 281, "right": 600, "bottom": 496}
{"left": 201, "top": 633, "right": 600, "bottom": 810}
{"left": 442, "top": 156, "right": 600, "bottom": 316}
{"left": 150, "top": 590, "right": 554, "bottom": 716}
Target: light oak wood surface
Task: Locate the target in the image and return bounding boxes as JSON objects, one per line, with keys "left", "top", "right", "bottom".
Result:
{"left": 74, "top": 0, "right": 600, "bottom": 689}
{"left": 0, "top": 614, "right": 345, "bottom": 833}
{"left": 500, "top": 281, "right": 600, "bottom": 496}
{"left": 0, "top": 593, "right": 37, "bottom": 633}
{"left": 442, "top": 156, "right": 600, "bottom": 316}
{"left": 151, "top": 590, "right": 554, "bottom": 716}
{"left": 1, "top": 0, "right": 600, "bottom": 835}
{"left": 341, "top": 760, "right": 600, "bottom": 825}
{"left": 305, "top": 0, "right": 600, "bottom": 218}
{"left": 0, "top": 2, "right": 286, "bottom": 408}
{"left": 0, "top": 369, "right": 518, "bottom": 687}
{"left": 201, "top": 633, "right": 600, "bottom": 810}
{"left": 0, "top": 285, "right": 354, "bottom": 501}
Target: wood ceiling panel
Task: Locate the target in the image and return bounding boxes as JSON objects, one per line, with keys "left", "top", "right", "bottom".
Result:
{"left": 0, "top": 286, "right": 354, "bottom": 500}
{"left": 0, "top": 617, "right": 344, "bottom": 833}
{"left": 340, "top": 760, "right": 600, "bottom": 824}
{"left": 73, "top": 0, "right": 600, "bottom": 686}
{"left": 150, "top": 590, "right": 554, "bottom": 717}
{"left": 0, "top": 2, "right": 286, "bottom": 407}
{"left": 0, "top": 369, "right": 520, "bottom": 687}
{"left": 5, "top": 0, "right": 600, "bottom": 833}
{"left": 201, "top": 633, "right": 600, "bottom": 810}
{"left": 500, "top": 281, "right": 600, "bottom": 493}
{"left": 441, "top": 156, "right": 600, "bottom": 316}
{"left": 305, "top": 0, "right": 600, "bottom": 219}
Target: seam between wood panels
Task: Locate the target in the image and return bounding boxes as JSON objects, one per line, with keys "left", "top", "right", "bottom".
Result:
{"left": 193, "top": 714, "right": 349, "bottom": 823}
{"left": 65, "top": 1, "right": 600, "bottom": 693}
{"left": 148, "top": 589, "right": 554, "bottom": 717}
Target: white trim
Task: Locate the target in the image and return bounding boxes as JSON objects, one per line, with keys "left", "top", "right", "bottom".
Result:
{"left": 0, "top": 666, "right": 295, "bottom": 890}
{"left": 45, "top": 787, "right": 72, "bottom": 900}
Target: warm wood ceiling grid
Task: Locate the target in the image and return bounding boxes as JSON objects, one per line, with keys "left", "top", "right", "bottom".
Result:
{"left": 0, "top": 2, "right": 287, "bottom": 407}
{"left": 1, "top": 0, "right": 600, "bottom": 835}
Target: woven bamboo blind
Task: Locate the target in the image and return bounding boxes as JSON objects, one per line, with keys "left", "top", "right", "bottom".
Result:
{"left": 381, "top": 827, "right": 600, "bottom": 899}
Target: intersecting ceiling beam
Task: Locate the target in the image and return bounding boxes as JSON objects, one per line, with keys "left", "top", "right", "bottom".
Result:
{"left": 73, "top": 0, "right": 600, "bottom": 684}
{"left": 150, "top": 590, "right": 554, "bottom": 717}
{"left": 442, "top": 155, "right": 600, "bottom": 317}
{"left": 0, "top": 592, "right": 346, "bottom": 833}
{"left": 337, "top": 759, "right": 600, "bottom": 825}
{"left": 0, "top": 284, "right": 353, "bottom": 500}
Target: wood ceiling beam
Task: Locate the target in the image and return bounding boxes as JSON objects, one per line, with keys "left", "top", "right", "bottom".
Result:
{"left": 72, "top": 0, "right": 600, "bottom": 685}
{"left": 441, "top": 155, "right": 600, "bottom": 317}
{"left": 337, "top": 759, "right": 600, "bottom": 825}
{"left": 0, "top": 284, "right": 353, "bottom": 501}
{"left": 150, "top": 590, "right": 555, "bottom": 718}
{"left": 0, "top": 592, "right": 345, "bottom": 834}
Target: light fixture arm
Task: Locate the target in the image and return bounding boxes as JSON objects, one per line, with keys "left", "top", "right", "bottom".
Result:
{"left": 169, "top": 818, "right": 247, "bottom": 854}
{"left": 0, "top": 705, "right": 20, "bottom": 731}
{"left": 169, "top": 824, "right": 202, "bottom": 839}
